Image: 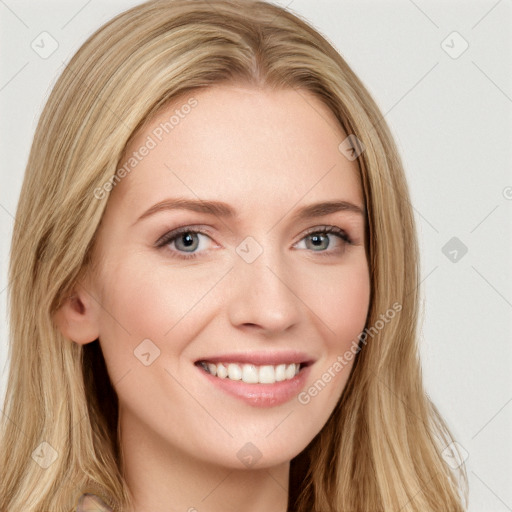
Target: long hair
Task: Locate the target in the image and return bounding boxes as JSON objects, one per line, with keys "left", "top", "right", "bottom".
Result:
{"left": 0, "top": 0, "right": 468, "bottom": 510}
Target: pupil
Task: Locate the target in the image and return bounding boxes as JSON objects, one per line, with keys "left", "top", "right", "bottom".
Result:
{"left": 308, "top": 233, "right": 329, "bottom": 251}
{"left": 183, "top": 233, "right": 194, "bottom": 247}
{"left": 312, "top": 234, "right": 324, "bottom": 247}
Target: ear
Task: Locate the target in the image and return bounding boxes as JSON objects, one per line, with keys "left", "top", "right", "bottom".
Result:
{"left": 53, "top": 281, "right": 100, "bottom": 345}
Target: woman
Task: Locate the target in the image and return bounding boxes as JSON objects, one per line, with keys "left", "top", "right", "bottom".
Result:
{"left": 0, "top": 0, "right": 468, "bottom": 510}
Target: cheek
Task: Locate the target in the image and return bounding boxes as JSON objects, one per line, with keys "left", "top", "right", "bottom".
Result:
{"left": 299, "top": 256, "right": 371, "bottom": 347}
{"left": 296, "top": 258, "right": 370, "bottom": 400}
{"left": 92, "top": 259, "right": 185, "bottom": 378}
{"left": 333, "top": 269, "right": 370, "bottom": 354}
{"left": 93, "top": 256, "right": 227, "bottom": 377}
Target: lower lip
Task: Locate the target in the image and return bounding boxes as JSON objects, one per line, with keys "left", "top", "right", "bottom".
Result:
{"left": 197, "top": 364, "right": 312, "bottom": 408}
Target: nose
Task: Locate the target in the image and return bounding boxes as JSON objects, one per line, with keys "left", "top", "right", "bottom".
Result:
{"left": 226, "top": 243, "right": 303, "bottom": 335}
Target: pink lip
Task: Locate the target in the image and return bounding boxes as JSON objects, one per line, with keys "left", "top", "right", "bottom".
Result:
{"left": 195, "top": 350, "right": 315, "bottom": 366}
{"left": 196, "top": 362, "right": 312, "bottom": 408}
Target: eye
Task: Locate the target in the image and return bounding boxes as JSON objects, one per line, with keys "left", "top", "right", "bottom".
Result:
{"left": 294, "top": 226, "right": 353, "bottom": 256}
{"left": 155, "top": 227, "right": 214, "bottom": 260}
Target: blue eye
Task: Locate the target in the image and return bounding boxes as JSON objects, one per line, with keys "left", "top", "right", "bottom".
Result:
{"left": 156, "top": 225, "right": 353, "bottom": 260}
{"left": 296, "top": 226, "right": 353, "bottom": 256}
{"left": 156, "top": 227, "right": 210, "bottom": 260}
{"left": 171, "top": 231, "right": 200, "bottom": 252}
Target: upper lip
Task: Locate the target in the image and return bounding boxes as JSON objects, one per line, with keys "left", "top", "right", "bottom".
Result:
{"left": 195, "top": 351, "right": 316, "bottom": 366}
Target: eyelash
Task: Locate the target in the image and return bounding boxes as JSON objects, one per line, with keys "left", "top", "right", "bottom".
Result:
{"left": 155, "top": 225, "right": 353, "bottom": 260}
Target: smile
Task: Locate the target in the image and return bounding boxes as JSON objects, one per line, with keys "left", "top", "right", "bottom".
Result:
{"left": 194, "top": 355, "right": 313, "bottom": 407}
{"left": 197, "top": 361, "right": 303, "bottom": 384}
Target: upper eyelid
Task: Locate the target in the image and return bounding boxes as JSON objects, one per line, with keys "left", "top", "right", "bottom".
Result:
{"left": 154, "top": 224, "right": 215, "bottom": 247}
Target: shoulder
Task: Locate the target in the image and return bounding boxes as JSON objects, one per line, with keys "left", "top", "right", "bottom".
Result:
{"left": 76, "top": 493, "right": 113, "bottom": 512}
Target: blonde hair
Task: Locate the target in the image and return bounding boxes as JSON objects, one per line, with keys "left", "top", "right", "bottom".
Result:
{"left": 0, "top": 0, "right": 468, "bottom": 510}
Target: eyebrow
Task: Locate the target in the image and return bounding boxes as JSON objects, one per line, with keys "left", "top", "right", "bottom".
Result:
{"left": 134, "top": 197, "right": 366, "bottom": 225}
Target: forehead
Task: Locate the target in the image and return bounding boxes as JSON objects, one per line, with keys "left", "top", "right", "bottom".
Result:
{"left": 110, "top": 84, "right": 363, "bottom": 218}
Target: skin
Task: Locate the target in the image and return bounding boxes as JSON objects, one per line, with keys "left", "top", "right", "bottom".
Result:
{"left": 55, "top": 84, "right": 370, "bottom": 512}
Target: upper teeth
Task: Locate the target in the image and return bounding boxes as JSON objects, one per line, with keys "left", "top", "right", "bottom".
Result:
{"left": 199, "top": 362, "right": 301, "bottom": 384}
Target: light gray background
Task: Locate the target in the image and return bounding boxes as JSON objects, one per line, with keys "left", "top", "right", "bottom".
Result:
{"left": 1, "top": 1, "right": 511, "bottom": 510}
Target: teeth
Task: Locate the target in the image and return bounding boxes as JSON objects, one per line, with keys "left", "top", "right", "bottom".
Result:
{"left": 285, "top": 363, "right": 297, "bottom": 379}
{"left": 275, "top": 364, "right": 286, "bottom": 382}
{"left": 216, "top": 363, "right": 228, "bottom": 379}
{"left": 199, "top": 361, "right": 302, "bottom": 384}
{"left": 258, "top": 365, "right": 275, "bottom": 384}
{"left": 242, "top": 364, "right": 259, "bottom": 384}
{"left": 227, "top": 363, "right": 242, "bottom": 380}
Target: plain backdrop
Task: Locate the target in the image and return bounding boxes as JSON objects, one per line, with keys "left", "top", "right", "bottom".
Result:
{"left": 0, "top": 1, "right": 511, "bottom": 510}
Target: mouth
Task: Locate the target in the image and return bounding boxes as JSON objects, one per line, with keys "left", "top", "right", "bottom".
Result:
{"left": 195, "top": 360, "right": 308, "bottom": 384}
{"left": 193, "top": 353, "right": 314, "bottom": 407}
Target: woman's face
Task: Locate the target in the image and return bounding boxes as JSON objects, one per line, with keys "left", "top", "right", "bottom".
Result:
{"left": 86, "top": 84, "right": 370, "bottom": 469}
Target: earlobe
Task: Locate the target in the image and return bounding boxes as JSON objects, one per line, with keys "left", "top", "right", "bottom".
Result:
{"left": 53, "top": 285, "right": 100, "bottom": 345}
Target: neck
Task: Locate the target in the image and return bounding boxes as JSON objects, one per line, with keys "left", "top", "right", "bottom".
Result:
{"left": 119, "top": 410, "right": 290, "bottom": 512}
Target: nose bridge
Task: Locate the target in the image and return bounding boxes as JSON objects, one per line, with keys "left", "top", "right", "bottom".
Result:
{"left": 227, "top": 234, "right": 302, "bottom": 332}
